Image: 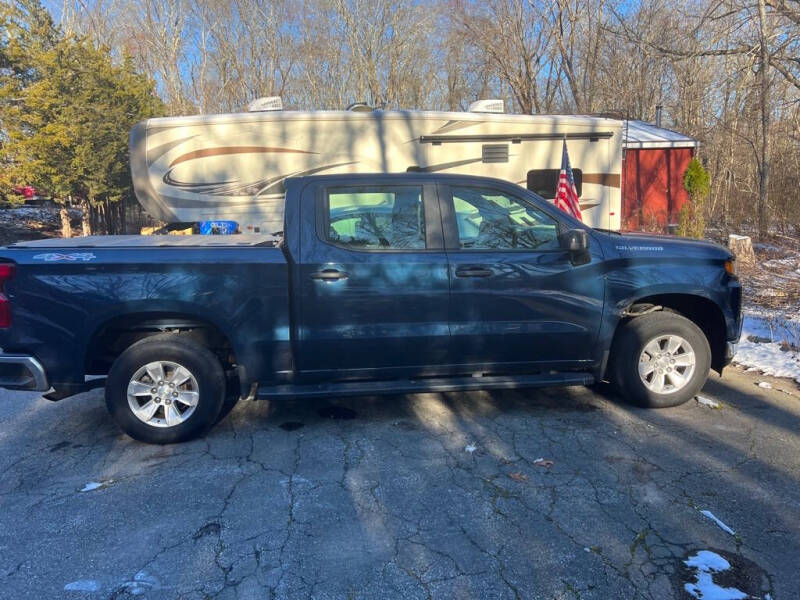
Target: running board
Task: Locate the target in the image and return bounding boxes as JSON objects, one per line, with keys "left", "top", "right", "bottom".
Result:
{"left": 256, "top": 372, "right": 594, "bottom": 400}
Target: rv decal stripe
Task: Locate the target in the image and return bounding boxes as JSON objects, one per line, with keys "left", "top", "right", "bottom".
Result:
{"left": 582, "top": 173, "right": 621, "bottom": 188}
{"left": 431, "top": 120, "right": 485, "bottom": 135}
{"left": 419, "top": 132, "right": 614, "bottom": 144}
{"left": 168, "top": 146, "right": 317, "bottom": 168}
{"left": 147, "top": 136, "right": 197, "bottom": 163}
{"left": 161, "top": 161, "right": 361, "bottom": 203}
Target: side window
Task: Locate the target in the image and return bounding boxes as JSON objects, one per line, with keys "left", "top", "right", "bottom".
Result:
{"left": 452, "top": 186, "right": 560, "bottom": 251}
{"left": 327, "top": 186, "right": 425, "bottom": 250}
{"left": 526, "top": 168, "right": 582, "bottom": 199}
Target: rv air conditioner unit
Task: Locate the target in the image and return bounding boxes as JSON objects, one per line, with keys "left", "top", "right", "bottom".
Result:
{"left": 247, "top": 96, "right": 283, "bottom": 112}
{"left": 468, "top": 99, "right": 504, "bottom": 113}
{"left": 346, "top": 102, "right": 374, "bottom": 112}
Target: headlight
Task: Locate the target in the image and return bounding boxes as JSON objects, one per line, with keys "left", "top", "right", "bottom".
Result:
{"left": 724, "top": 259, "right": 737, "bottom": 277}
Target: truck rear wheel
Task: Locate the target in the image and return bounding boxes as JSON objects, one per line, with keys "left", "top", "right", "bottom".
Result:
{"left": 105, "top": 334, "right": 226, "bottom": 444}
{"left": 611, "top": 312, "right": 710, "bottom": 408}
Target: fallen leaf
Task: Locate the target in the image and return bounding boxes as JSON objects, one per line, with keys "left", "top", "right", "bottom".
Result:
{"left": 509, "top": 472, "right": 528, "bottom": 482}
{"left": 533, "top": 458, "right": 554, "bottom": 468}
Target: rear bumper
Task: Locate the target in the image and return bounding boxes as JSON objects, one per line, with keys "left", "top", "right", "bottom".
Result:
{"left": 0, "top": 353, "right": 49, "bottom": 391}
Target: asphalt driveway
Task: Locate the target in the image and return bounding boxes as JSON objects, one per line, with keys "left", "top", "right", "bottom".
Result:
{"left": 0, "top": 366, "right": 798, "bottom": 599}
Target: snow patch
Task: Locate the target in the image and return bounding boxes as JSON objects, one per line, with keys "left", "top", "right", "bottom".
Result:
{"left": 64, "top": 579, "right": 101, "bottom": 592}
{"left": 700, "top": 510, "right": 736, "bottom": 535}
{"left": 757, "top": 381, "right": 772, "bottom": 389}
{"left": 683, "top": 551, "right": 747, "bottom": 600}
{"left": 733, "top": 310, "right": 800, "bottom": 384}
{"left": 696, "top": 395, "right": 720, "bottom": 408}
{"left": 79, "top": 480, "right": 113, "bottom": 492}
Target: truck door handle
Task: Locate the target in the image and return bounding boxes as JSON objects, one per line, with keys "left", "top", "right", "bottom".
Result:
{"left": 310, "top": 269, "right": 348, "bottom": 281}
{"left": 455, "top": 266, "right": 494, "bottom": 278}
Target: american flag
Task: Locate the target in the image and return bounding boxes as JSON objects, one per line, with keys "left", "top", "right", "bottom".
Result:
{"left": 554, "top": 140, "right": 582, "bottom": 221}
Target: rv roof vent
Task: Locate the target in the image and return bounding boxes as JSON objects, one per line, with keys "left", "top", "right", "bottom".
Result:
{"left": 247, "top": 96, "right": 283, "bottom": 112}
{"left": 346, "top": 102, "right": 374, "bottom": 112}
{"left": 468, "top": 99, "right": 504, "bottom": 114}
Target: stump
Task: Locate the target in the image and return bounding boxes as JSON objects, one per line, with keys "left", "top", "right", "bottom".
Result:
{"left": 728, "top": 234, "right": 755, "bottom": 265}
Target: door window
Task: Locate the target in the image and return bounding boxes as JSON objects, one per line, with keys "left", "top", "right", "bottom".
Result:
{"left": 452, "top": 187, "right": 560, "bottom": 250}
{"left": 327, "top": 186, "right": 426, "bottom": 250}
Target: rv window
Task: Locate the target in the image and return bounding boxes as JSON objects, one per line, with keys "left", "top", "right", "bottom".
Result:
{"left": 527, "top": 169, "right": 582, "bottom": 199}
{"left": 451, "top": 186, "right": 559, "bottom": 251}
{"left": 326, "top": 186, "right": 426, "bottom": 250}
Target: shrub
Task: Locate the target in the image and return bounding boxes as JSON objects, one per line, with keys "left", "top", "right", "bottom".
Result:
{"left": 678, "top": 157, "right": 710, "bottom": 238}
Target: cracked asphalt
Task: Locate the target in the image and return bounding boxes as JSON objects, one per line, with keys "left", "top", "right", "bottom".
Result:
{"left": 1, "top": 366, "right": 798, "bottom": 599}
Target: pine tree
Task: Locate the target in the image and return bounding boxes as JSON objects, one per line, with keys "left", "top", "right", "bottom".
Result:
{"left": 678, "top": 158, "right": 711, "bottom": 239}
{"left": 1, "top": 1, "right": 163, "bottom": 235}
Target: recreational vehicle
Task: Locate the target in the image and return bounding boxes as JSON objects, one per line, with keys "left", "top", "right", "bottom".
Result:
{"left": 130, "top": 99, "right": 624, "bottom": 232}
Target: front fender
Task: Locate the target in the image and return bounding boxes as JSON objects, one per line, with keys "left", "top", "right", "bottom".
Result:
{"left": 596, "top": 257, "right": 742, "bottom": 373}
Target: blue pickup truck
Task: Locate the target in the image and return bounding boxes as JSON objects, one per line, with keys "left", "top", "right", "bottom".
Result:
{"left": 0, "top": 174, "right": 742, "bottom": 443}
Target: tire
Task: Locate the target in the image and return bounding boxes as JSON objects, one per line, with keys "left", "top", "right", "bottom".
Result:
{"left": 611, "top": 312, "right": 711, "bottom": 408}
{"left": 105, "top": 334, "right": 226, "bottom": 444}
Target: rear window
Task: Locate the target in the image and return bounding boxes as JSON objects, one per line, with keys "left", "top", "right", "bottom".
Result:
{"left": 326, "top": 186, "right": 426, "bottom": 250}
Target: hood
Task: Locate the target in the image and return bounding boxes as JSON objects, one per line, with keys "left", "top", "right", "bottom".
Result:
{"left": 594, "top": 230, "right": 732, "bottom": 260}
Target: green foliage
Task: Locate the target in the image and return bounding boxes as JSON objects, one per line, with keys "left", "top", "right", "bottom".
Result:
{"left": 683, "top": 157, "right": 711, "bottom": 201}
{"left": 677, "top": 157, "right": 710, "bottom": 238}
{"left": 0, "top": 0, "right": 163, "bottom": 206}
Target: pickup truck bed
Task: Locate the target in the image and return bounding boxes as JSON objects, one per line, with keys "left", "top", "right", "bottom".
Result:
{"left": 0, "top": 173, "right": 742, "bottom": 444}
{"left": 0, "top": 235, "right": 291, "bottom": 399}
{"left": 7, "top": 234, "right": 281, "bottom": 247}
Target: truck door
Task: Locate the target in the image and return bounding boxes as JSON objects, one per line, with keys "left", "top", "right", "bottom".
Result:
{"left": 439, "top": 182, "right": 605, "bottom": 370}
{"left": 294, "top": 180, "right": 450, "bottom": 378}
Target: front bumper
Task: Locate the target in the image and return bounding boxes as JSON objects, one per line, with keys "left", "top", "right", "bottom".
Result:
{"left": 0, "top": 353, "right": 49, "bottom": 391}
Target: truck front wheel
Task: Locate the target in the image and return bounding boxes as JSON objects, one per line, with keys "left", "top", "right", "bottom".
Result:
{"left": 611, "top": 312, "right": 711, "bottom": 408}
{"left": 105, "top": 334, "right": 226, "bottom": 444}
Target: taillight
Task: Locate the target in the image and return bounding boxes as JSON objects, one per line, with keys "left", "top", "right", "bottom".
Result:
{"left": 0, "top": 263, "right": 15, "bottom": 328}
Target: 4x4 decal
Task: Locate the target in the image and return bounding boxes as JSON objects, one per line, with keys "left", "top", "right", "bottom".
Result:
{"left": 32, "top": 252, "right": 96, "bottom": 262}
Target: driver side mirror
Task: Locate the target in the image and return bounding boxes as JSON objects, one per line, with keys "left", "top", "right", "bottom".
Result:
{"left": 561, "top": 228, "right": 591, "bottom": 265}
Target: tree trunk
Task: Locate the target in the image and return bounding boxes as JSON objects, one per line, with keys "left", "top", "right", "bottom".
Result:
{"left": 60, "top": 205, "right": 71, "bottom": 239}
{"left": 120, "top": 196, "right": 127, "bottom": 235}
{"left": 81, "top": 199, "right": 92, "bottom": 236}
{"left": 757, "top": 0, "right": 771, "bottom": 240}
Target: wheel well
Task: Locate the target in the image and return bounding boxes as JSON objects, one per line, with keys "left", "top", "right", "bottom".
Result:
{"left": 613, "top": 294, "right": 728, "bottom": 374}
{"left": 85, "top": 313, "right": 237, "bottom": 375}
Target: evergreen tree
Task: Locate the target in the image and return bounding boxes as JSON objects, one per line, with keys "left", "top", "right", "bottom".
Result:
{"left": 1, "top": 0, "right": 163, "bottom": 234}
{"left": 678, "top": 158, "right": 711, "bottom": 239}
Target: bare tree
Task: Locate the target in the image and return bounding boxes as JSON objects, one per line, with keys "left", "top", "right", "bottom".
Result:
{"left": 43, "top": 0, "right": 800, "bottom": 238}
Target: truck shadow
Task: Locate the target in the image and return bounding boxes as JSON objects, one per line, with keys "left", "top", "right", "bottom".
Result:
{"left": 1, "top": 368, "right": 796, "bottom": 598}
